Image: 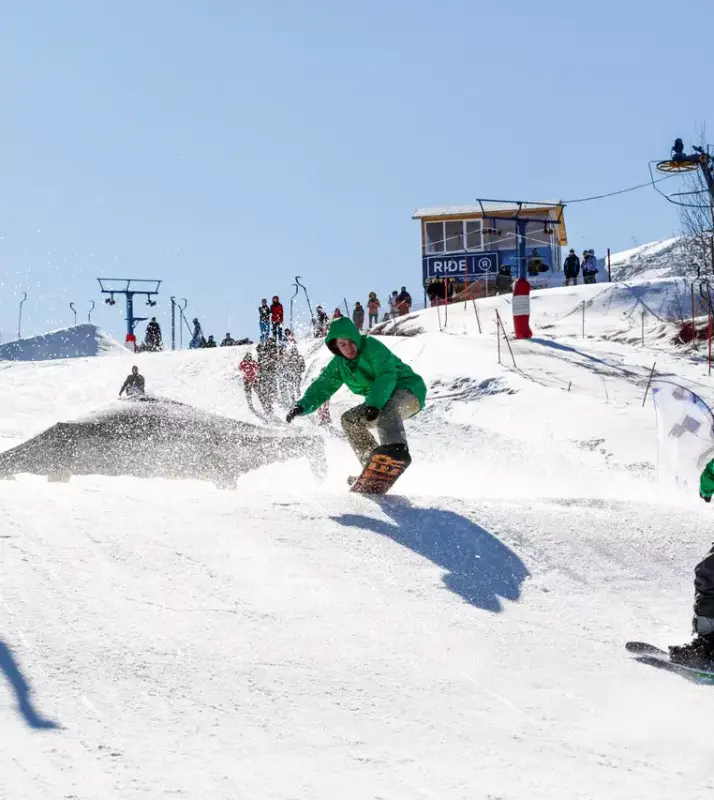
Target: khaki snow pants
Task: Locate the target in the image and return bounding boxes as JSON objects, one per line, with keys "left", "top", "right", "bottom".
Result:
{"left": 341, "top": 389, "right": 421, "bottom": 466}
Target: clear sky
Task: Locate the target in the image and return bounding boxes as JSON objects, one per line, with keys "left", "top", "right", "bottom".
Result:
{"left": 1, "top": 0, "right": 712, "bottom": 343}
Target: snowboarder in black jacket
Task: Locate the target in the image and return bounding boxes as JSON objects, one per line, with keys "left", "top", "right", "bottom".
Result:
{"left": 119, "top": 366, "right": 145, "bottom": 397}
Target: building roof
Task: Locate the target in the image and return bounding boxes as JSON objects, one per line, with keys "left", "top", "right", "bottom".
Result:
{"left": 411, "top": 199, "right": 565, "bottom": 219}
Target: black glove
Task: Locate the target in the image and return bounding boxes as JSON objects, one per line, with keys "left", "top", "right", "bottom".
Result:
{"left": 701, "top": 492, "right": 712, "bottom": 504}
{"left": 361, "top": 405, "right": 380, "bottom": 422}
{"left": 286, "top": 405, "right": 303, "bottom": 423}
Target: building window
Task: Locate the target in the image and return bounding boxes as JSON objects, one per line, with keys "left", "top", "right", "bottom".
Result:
{"left": 425, "top": 221, "right": 444, "bottom": 254}
{"left": 465, "top": 220, "right": 483, "bottom": 251}
{"left": 424, "top": 219, "right": 484, "bottom": 254}
{"left": 445, "top": 221, "right": 463, "bottom": 252}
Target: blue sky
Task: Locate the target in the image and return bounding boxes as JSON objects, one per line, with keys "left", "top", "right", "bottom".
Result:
{"left": 0, "top": 0, "right": 712, "bottom": 343}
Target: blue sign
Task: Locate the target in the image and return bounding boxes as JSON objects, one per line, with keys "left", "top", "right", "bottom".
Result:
{"left": 422, "top": 252, "right": 499, "bottom": 281}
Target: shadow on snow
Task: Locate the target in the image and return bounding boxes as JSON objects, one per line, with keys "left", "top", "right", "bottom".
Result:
{"left": 0, "top": 639, "right": 60, "bottom": 730}
{"left": 332, "top": 498, "right": 529, "bottom": 612}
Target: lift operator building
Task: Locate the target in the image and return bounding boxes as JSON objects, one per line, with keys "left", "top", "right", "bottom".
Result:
{"left": 412, "top": 199, "right": 568, "bottom": 291}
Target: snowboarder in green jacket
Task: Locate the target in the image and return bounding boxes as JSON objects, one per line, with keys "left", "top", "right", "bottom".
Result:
{"left": 285, "top": 317, "right": 426, "bottom": 467}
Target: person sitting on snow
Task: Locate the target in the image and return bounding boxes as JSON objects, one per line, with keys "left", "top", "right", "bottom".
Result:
{"left": 285, "top": 317, "right": 427, "bottom": 476}
{"left": 119, "top": 365, "right": 145, "bottom": 397}
{"left": 221, "top": 333, "right": 236, "bottom": 347}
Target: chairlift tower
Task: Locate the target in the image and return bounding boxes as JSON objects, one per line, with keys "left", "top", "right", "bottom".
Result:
{"left": 654, "top": 138, "right": 714, "bottom": 204}
{"left": 97, "top": 278, "right": 162, "bottom": 349}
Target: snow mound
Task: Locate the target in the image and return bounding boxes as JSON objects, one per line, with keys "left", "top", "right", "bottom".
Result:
{"left": 0, "top": 394, "right": 326, "bottom": 487}
{"left": 0, "top": 323, "right": 125, "bottom": 361}
{"left": 610, "top": 237, "right": 695, "bottom": 282}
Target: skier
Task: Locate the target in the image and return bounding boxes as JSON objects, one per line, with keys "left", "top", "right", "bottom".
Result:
{"left": 258, "top": 299, "right": 270, "bottom": 343}
{"left": 189, "top": 318, "right": 203, "bottom": 349}
{"left": 563, "top": 249, "right": 580, "bottom": 287}
{"left": 221, "top": 333, "right": 236, "bottom": 347}
{"left": 204, "top": 334, "right": 217, "bottom": 348}
{"left": 352, "top": 301, "right": 365, "bottom": 331}
{"left": 333, "top": 307, "right": 343, "bottom": 320}
{"left": 367, "top": 292, "right": 380, "bottom": 327}
{"left": 119, "top": 365, "right": 145, "bottom": 397}
{"left": 270, "top": 296, "right": 284, "bottom": 341}
{"left": 144, "top": 317, "right": 162, "bottom": 351}
{"left": 285, "top": 317, "right": 427, "bottom": 472}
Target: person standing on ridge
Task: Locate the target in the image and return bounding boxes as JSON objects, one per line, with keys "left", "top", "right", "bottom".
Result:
{"left": 395, "top": 286, "right": 412, "bottom": 316}
{"left": 270, "top": 296, "right": 284, "bottom": 341}
{"left": 563, "top": 249, "right": 580, "bottom": 287}
{"left": 144, "top": 317, "right": 162, "bottom": 351}
{"left": 367, "top": 293, "right": 380, "bottom": 327}
{"left": 285, "top": 318, "right": 426, "bottom": 472}
{"left": 190, "top": 318, "right": 203, "bottom": 349}
{"left": 258, "top": 299, "right": 270, "bottom": 343}
{"left": 352, "top": 301, "right": 365, "bottom": 331}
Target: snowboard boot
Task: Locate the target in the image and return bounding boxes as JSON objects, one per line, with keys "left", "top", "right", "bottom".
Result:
{"left": 669, "top": 634, "right": 714, "bottom": 669}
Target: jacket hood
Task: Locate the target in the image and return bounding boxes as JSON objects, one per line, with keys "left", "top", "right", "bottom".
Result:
{"left": 325, "top": 316, "right": 363, "bottom": 356}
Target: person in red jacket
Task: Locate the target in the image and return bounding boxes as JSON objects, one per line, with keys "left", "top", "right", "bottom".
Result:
{"left": 270, "top": 296, "right": 284, "bottom": 341}
{"left": 239, "top": 352, "right": 261, "bottom": 410}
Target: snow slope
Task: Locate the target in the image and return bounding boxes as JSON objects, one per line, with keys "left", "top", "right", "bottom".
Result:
{"left": 2, "top": 283, "right": 714, "bottom": 799}
{"left": 0, "top": 323, "right": 125, "bottom": 361}
{"left": 609, "top": 236, "right": 697, "bottom": 282}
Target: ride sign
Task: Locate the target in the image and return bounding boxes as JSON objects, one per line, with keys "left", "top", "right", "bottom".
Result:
{"left": 422, "top": 252, "right": 499, "bottom": 281}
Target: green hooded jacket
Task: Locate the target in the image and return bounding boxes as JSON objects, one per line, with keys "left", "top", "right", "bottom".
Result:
{"left": 701, "top": 459, "right": 714, "bottom": 499}
{"left": 297, "top": 317, "right": 427, "bottom": 415}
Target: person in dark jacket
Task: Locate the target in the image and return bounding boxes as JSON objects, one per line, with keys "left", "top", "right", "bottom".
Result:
{"left": 285, "top": 317, "right": 427, "bottom": 470}
{"left": 190, "top": 318, "right": 203, "bottom": 349}
{"left": 395, "top": 287, "right": 412, "bottom": 316}
{"left": 221, "top": 333, "right": 236, "bottom": 347}
{"left": 258, "top": 299, "right": 271, "bottom": 343}
{"left": 352, "top": 301, "right": 365, "bottom": 331}
{"left": 563, "top": 250, "right": 580, "bottom": 286}
{"left": 270, "top": 296, "right": 284, "bottom": 341}
{"left": 144, "top": 317, "right": 162, "bottom": 351}
{"left": 119, "top": 365, "right": 145, "bottom": 397}
{"left": 204, "top": 335, "right": 217, "bottom": 348}
{"left": 313, "top": 306, "right": 329, "bottom": 337}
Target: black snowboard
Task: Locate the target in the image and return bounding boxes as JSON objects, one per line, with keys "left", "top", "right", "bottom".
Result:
{"left": 626, "top": 641, "right": 714, "bottom": 682}
{"left": 350, "top": 445, "right": 411, "bottom": 495}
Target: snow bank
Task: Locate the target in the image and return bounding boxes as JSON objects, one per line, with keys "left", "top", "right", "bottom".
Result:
{"left": 0, "top": 323, "right": 125, "bottom": 361}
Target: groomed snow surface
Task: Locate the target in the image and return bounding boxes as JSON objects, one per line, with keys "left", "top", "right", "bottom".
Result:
{"left": 2, "top": 278, "right": 714, "bottom": 799}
